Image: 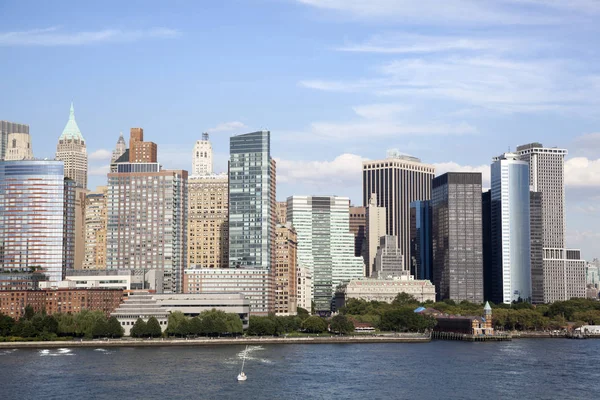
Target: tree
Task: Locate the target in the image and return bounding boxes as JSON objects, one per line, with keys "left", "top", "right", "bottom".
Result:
{"left": 0, "top": 315, "right": 15, "bottom": 336}
{"left": 130, "top": 318, "right": 147, "bottom": 338}
{"left": 247, "top": 316, "right": 277, "bottom": 336}
{"left": 92, "top": 318, "right": 110, "bottom": 338}
{"left": 199, "top": 309, "right": 228, "bottom": 337}
{"left": 107, "top": 317, "right": 124, "bottom": 338}
{"left": 330, "top": 315, "right": 354, "bottom": 335}
{"left": 146, "top": 317, "right": 162, "bottom": 338}
{"left": 23, "top": 305, "right": 35, "bottom": 320}
{"left": 166, "top": 311, "right": 187, "bottom": 336}
{"left": 297, "top": 307, "right": 310, "bottom": 319}
{"left": 392, "top": 293, "right": 419, "bottom": 307}
{"left": 301, "top": 316, "right": 327, "bottom": 333}
{"left": 42, "top": 315, "right": 59, "bottom": 335}
{"left": 225, "top": 313, "right": 243, "bottom": 335}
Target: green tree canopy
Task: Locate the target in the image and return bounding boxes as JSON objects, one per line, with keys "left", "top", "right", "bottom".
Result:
{"left": 301, "top": 316, "right": 328, "bottom": 333}
{"left": 107, "top": 316, "right": 124, "bottom": 338}
{"left": 130, "top": 318, "right": 147, "bottom": 338}
{"left": 330, "top": 314, "right": 355, "bottom": 335}
{"left": 146, "top": 317, "right": 162, "bottom": 338}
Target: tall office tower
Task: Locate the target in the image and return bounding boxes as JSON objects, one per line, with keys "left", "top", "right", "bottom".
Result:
{"left": 192, "top": 132, "right": 213, "bottom": 176}
{"left": 111, "top": 133, "right": 127, "bottom": 164}
{"left": 83, "top": 187, "right": 108, "bottom": 270}
{"left": 228, "top": 131, "right": 276, "bottom": 270}
{"left": 106, "top": 136, "right": 188, "bottom": 293}
{"left": 481, "top": 191, "right": 492, "bottom": 300}
{"left": 4, "top": 132, "right": 33, "bottom": 160}
{"left": 373, "top": 235, "right": 407, "bottom": 279}
{"left": 0, "top": 121, "right": 29, "bottom": 160}
{"left": 530, "top": 192, "right": 544, "bottom": 303}
{"left": 55, "top": 103, "right": 88, "bottom": 189}
{"left": 517, "top": 142, "right": 585, "bottom": 302}
{"left": 187, "top": 174, "right": 229, "bottom": 268}
{"left": 363, "top": 151, "right": 435, "bottom": 270}
{"left": 296, "top": 266, "right": 313, "bottom": 311}
{"left": 410, "top": 200, "right": 433, "bottom": 281}
{"left": 276, "top": 201, "right": 287, "bottom": 224}
{"left": 0, "top": 160, "right": 72, "bottom": 283}
{"left": 73, "top": 187, "right": 87, "bottom": 269}
{"left": 128, "top": 128, "right": 157, "bottom": 163}
{"left": 365, "top": 194, "right": 386, "bottom": 277}
{"left": 349, "top": 206, "right": 366, "bottom": 258}
{"left": 287, "top": 196, "right": 365, "bottom": 312}
{"left": 275, "top": 223, "right": 298, "bottom": 315}
{"left": 490, "top": 153, "right": 531, "bottom": 304}
{"left": 63, "top": 179, "right": 76, "bottom": 272}
{"left": 431, "top": 173, "right": 484, "bottom": 303}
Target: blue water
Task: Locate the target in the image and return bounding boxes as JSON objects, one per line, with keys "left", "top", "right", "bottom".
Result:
{"left": 0, "top": 340, "right": 598, "bottom": 399}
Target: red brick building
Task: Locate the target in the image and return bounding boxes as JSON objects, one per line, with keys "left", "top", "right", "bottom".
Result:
{"left": 0, "top": 289, "right": 123, "bottom": 319}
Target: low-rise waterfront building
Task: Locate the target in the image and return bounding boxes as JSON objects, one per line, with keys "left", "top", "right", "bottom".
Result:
{"left": 337, "top": 276, "right": 436, "bottom": 305}
{"left": 111, "top": 291, "right": 168, "bottom": 336}
{"left": 65, "top": 269, "right": 165, "bottom": 292}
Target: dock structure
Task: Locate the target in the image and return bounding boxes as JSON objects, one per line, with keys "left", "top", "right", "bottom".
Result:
{"left": 432, "top": 331, "right": 512, "bottom": 342}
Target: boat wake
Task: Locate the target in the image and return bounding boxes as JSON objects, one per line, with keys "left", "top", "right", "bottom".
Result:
{"left": 39, "top": 348, "right": 74, "bottom": 357}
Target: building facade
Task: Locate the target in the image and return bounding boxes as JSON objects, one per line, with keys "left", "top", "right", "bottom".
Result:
{"left": 111, "top": 292, "right": 168, "bottom": 336}
{"left": 228, "top": 131, "right": 276, "bottom": 271}
{"left": 340, "top": 276, "right": 436, "bottom": 304}
{"left": 4, "top": 132, "right": 33, "bottom": 161}
{"left": 365, "top": 194, "right": 386, "bottom": 277}
{"left": 373, "top": 235, "right": 408, "bottom": 279}
{"left": 106, "top": 166, "right": 188, "bottom": 293}
{"left": 491, "top": 153, "right": 531, "bottom": 304}
{"left": 187, "top": 174, "right": 229, "bottom": 268}
{"left": 111, "top": 133, "right": 127, "bottom": 164}
{"left": 287, "top": 195, "right": 365, "bottom": 312}
{"left": 183, "top": 268, "right": 274, "bottom": 315}
{"left": 275, "top": 223, "right": 298, "bottom": 315}
{"left": 432, "top": 172, "right": 484, "bottom": 303}
{"left": 276, "top": 201, "right": 287, "bottom": 224}
{"left": 192, "top": 132, "right": 213, "bottom": 176}
{"left": 0, "top": 121, "right": 29, "bottom": 161}
{"left": 530, "top": 191, "right": 544, "bottom": 303}
{"left": 128, "top": 128, "right": 157, "bottom": 163}
{"left": 363, "top": 151, "right": 435, "bottom": 270}
{"left": 349, "top": 205, "right": 366, "bottom": 259}
{"left": 55, "top": 103, "right": 87, "bottom": 189}
{"left": 0, "top": 288, "right": 123, "bottom": 319}
{"left": 517, "top": 142, "right": 585, "bottom": 302}
{"left": 0, "top": 160, "right": 72, "bottom": 283}
{"left": 410, "top": 200, "right": 432, "bottom": 281}
{"left": 297, "top": 265, "right": 312, "bottom": 311}
{"left": 84, "top": 187, "right": 108, "bottom": 270}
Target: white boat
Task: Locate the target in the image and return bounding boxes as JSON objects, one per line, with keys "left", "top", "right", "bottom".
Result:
{"left": 237, "top": 345, "right": 248, "bottom": 381}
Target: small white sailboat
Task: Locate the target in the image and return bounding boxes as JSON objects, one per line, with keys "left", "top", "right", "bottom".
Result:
{"left": 237, "top": 345, "right": 248, "bottom": 381}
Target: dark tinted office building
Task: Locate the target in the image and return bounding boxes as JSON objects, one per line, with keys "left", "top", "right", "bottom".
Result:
{"left": 530, "top": 191, "right": 544, "bottom": 303}
{"left": 482, "top": 190, "right": 492, "bottom": 301}
{"left": 410, "top": 200, "right": 432, "bottom": 281}
{"left": 432, "top": 172, "right": 483, "bottom": 303}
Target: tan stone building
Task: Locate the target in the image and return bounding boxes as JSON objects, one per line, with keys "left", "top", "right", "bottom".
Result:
{"left": 187, "top": 174, "right": 229, "bottom": 268}
{"left": 349, "top": 205, "right": 366, "bottom": 259}
{"left": 275, "top": 223, "right": 298, "bottom": 315}
{"left": 74, "top": 187, "right": 87, "bottom": 269}
{"left": 4, "top": 132, "right": 33, "bottom": 160}
{"left": 84, "top": 186, "right": 108, "bottom": 270}
{"left": 276, "top": 201, "right": 287, "bottom": 224}
{"left": 55, "top": 103, "right": 88, "bottom": 189}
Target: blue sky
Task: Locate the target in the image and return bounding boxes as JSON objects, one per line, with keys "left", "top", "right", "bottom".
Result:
{"left": 1, "top": 0, "right": 600, "bottom": 259}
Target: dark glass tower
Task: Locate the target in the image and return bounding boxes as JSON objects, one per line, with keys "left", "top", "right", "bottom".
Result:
{"left": 410, "top": 200, "right": 432, "bottom": 281}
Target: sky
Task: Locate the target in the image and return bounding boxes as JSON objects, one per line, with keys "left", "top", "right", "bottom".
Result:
{"left": 1, "top": 0, "right": 600, "bottom": 259}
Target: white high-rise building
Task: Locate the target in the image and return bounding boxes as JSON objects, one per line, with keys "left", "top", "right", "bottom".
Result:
{"left": 192, "top": 132, "right": 213, "bottom": 176}
{"left": 491, "top": 153, "right": 531, "bottom": 304}
{"left": 365, "top": 193, "right": 386, "bottom": 277}
{"left": 55, "top": 103, "right": 88, "bottom": 189}
{"left": 111, "top": 133, "right": 127, "bottom": 164}
{"left": 517, "top": 142, "right": 586, "bottom": 302}
{"left": 287, "top": 195, "right": 364, "bottom": 312}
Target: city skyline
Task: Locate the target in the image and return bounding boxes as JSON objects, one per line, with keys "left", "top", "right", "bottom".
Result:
{"left": 1, "top": 1, "right": 600, "bottom": 259}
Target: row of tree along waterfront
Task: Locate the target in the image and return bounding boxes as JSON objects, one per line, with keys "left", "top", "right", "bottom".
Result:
{"left": 2, "top": 296, "right": 600, "bottom": 341}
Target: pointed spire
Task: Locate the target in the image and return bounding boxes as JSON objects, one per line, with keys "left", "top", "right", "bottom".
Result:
{"left": 59, "top": 102, "right": 84, "bottom": 140}
{"left": 484, "top": 301, "right": 492, "bottom": 312}
{"left": 70, "top": 102, "right": 75, "bottom": 119}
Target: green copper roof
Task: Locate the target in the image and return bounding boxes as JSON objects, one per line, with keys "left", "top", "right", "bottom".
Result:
{"left": 484, "top": 301, "right": 492, "bottom": 311}
{"left": 59, "top": 102, "right": 84, "bottom": 140}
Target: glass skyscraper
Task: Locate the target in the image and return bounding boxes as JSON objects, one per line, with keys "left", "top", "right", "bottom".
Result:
{"left": 287, "top": 196, "right": 365, "bottom": 312}
{"left": 228, "top": 131, "right": 276, "bottom": 270}
{"left": 410, "top": 200, "right": 432, "bottom": 281}
{"left": 491, "top": 153, "right": 531, "bottom": 304}
{"left": 0, "top": 160, "right": 70, "bottom": 282}
{"left": 431, "top": 173, "right": 483, "bottom": 303}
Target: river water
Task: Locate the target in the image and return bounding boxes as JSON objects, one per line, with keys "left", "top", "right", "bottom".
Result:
{"left": 0, "top": 339, "right": 598, "bottom": 399}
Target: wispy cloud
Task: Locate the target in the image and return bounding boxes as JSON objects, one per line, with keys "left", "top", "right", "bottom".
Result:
{"left": 206, "top": 121, "right": 247, "bottom": 133}
{"left": 276, "top": 153, "right": 365, "bottom": 189}
{"left": 0, "top": 26, "right": 179, "bottom": 46}
{"left": 89, "top": 165, "right": 110, "bottom": 176}
{"left": 433, "top": 162, "right": 491, "bottom": 189}
{"left": 89, "top": 149, "right": 112, "bottom": 161}
{"left": 565, "top": 157, "right": 600, "bottom": 188}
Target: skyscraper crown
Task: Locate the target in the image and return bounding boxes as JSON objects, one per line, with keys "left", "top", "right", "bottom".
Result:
{"left": 59, "top": 102, "right": 84, "bottom": 141}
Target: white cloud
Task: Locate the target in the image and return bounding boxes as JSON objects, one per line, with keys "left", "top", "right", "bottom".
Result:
{"left": 433, "top": 162, "right": 491, "bottom": 190}
{"left": 0, "top": 27, "right": 179, "bottom": 46}
{"left": 207, "top": 121, "right": 247, "bottom": 133}
{"left": 276, "top": 153, "right": 364, "bottom": 189}
{"left": 565, "top": 157, "right": 600, "bottom": 188}
{"left": 89, "top": 165, "right": 110, "bottom": 176}
{"left": 89, "top": 149, "right": 112, "bottom": 161}
{"left": 352, "top": 103, "right": 411, "bottom": 119}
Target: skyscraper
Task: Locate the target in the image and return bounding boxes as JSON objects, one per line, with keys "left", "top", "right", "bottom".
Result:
{"left": 287, "top": 196, "right": 365, "bottom": 312}
{"left": 128, "top": 128, "right": 157, "bottom": 163}
{"left": 516, "top": 142, "right": 585, "bottom": 302}
{"left": 530, "top": 191, "right": 544, "bottom": 303}
{"left": 410, "top": 200, "right": 432, "bottom": 281}
{"left": 106, "top": 132, "right": 188, "bottom": 293}
{"left": 187, "top": 174, "right": 229, "bottom": 268}
{"left": 365, "top": 193, "right": 386, "bottom": 277}
{"left": 111, "top": 133, "right": 127, "bottom": 164}
{"left": 228, "top": 131, "right": 276, "bottom": 270}
{"left": 83, "top": 187, "right": 108, "bottom": 270}
{"left": 192, "top": 132, "right": 213, "bottom": 176}
{"left": 0, "top": 160, "right": 72, "bottom": 283}
{"left": 4, "top": 132, "right": 33, "bottom": 161}
{"left": 431, "top": 172, "right": 484, "bottom": 303}
{"left": 373, "top": 235, "right": 407, "bottom": 279}
{"left": 55, "top": 103, "right": 88, "bottom": 189}
{"left": 275, "top": 223, "right": 298, "bottom": 315}
{"left": 349, "top": 205, "right": 366, "bottom": 258}
{"left": 363, "top": 151, "right": 435, "bottom": 270}
{"left": 276, "top": 201, "right": 287, "bottom": 224}
{"left": 490, "top": 153, "right": 531, "bottom": 304}
{"left": 0, "top": 121, "right": 29, "bottom": 161}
